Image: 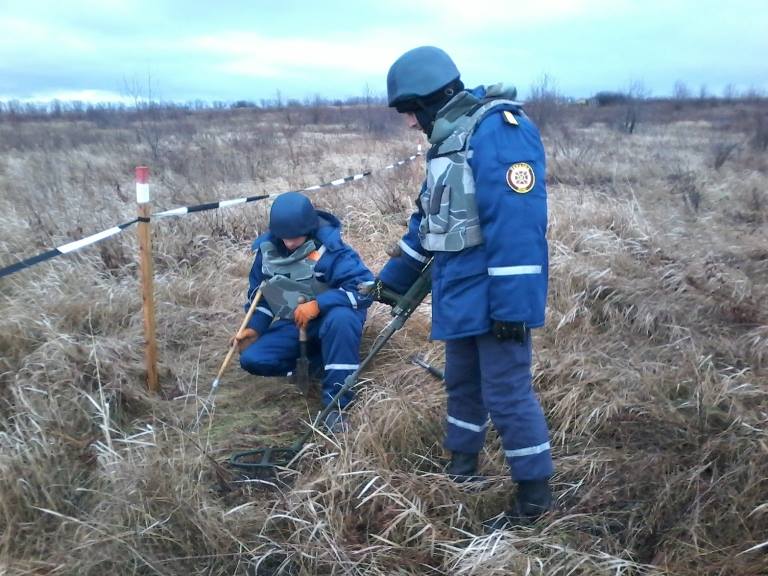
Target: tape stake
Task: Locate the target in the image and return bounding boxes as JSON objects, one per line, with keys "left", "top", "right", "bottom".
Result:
{"left": 135, "top": 166, "right": 159, "bottom": 394}
{"left": 136, "top": 166, "right": 150, "bottom": 203}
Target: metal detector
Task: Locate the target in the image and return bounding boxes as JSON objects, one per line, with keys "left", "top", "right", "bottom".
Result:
{"left": 229, "top": 258, "right": 433, "bottom": 474}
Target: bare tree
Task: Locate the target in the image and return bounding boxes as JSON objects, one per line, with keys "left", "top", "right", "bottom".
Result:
{"left": 673, "top": 80, "right": 691, "bottom": 100}
{"left": 525, "top": 74, "right": 563, "bottom": 133}
{"left": 619, "top": 80, "right": 649, "bottom": 135}
{"left": 123, "top": 71, "right": 163, "bottom": 161}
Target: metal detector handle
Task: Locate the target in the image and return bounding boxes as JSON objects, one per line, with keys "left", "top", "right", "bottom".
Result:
{"left": 366, "top": 256, "right": 433, "bottom": 311}
{"left": 389, "top": 257, "right": 433, "bottom": 326}
{"left": 291, "top": 320, "right": 397, "bottom": 448}
{"left": 367, "top": 258, "right": 433, "bottom": 314}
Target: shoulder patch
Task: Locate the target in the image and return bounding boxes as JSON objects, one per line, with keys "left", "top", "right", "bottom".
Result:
{"left": 502, "top": 110, "right": 519, "bottom": 126}
{"left": 506, "top": 162, "right": 535, "bottom": 193}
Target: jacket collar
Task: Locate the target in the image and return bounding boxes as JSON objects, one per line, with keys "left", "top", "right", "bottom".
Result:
{"left": 429, "top": 84, "right": 517, "bottom": 145}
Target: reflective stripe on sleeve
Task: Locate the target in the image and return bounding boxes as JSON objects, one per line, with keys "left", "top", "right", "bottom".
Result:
{"left": 343, "top": 289, "right": 358, "bottom": 308}
{"left": 488, "top": 265, "right": 542, "bottom": 276}
{"left": 399, "top": 240, "right": 429, "bottom": 263}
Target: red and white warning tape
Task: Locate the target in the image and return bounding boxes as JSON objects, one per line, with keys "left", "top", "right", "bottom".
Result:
{"left": 0, "top": 147, "right": 423, "bottom": 279}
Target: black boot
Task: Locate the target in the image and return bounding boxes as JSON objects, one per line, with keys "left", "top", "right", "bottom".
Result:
{"left": 445, "top": 452, "right": 480, "bottom": 482}
{"left": 483, "top": 479, "right": 553, "bottom": 532}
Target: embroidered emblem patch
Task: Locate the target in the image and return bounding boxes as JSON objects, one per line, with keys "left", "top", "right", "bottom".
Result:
{"left": 506, "top": 162, "right": 535, "bottom": 193}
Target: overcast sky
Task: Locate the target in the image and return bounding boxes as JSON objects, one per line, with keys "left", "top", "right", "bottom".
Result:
{"left": 2, "top": 0, "right": 766, "bottom": 104}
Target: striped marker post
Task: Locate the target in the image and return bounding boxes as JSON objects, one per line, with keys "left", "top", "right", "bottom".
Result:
{"left": 136, "top": 166, "right": 160, "bottom": 394}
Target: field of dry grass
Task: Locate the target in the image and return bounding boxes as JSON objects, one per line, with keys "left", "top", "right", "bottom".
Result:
{"left": 0, "top": 100, "right": 766, "bottom": 575}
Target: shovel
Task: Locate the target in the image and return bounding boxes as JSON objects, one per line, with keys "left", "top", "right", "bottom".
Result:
{"left": 292, "top": 296, "right": 312, "bottom": 395}
{"left": 228, "top": 257, "right": 435, "bottom": 475}
{"left": 230, "top": 309, "right": 403, "bottom": 472}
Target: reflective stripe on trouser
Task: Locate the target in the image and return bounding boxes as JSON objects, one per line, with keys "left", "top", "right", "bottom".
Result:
{"left": 443, "top": 332, "right": 553, "bottom": 481}
{"left": 239, "top": 306, "right": 366, "bottom": 408}
{"left": 314, "top": 306, "right": 365, "bottom": 408}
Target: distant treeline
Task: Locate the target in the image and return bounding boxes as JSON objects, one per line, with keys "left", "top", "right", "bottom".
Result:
{"left": 587, "top": 90, "right": 766, "bottom": 107}
{"left": 2, "top": 88, "right": 766, "bottom": 122}
{"left": 0, "top": 93, "right": 391, "bottom": 122}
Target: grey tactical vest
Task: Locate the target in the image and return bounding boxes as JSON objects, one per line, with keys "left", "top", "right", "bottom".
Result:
{"left": 260, "top": 240, "right": 327, "bottom": 320}
{"left": 419, "top": 91, "right": 521, "bottom": 252}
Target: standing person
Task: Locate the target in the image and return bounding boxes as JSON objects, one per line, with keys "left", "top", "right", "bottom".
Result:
{"left": 233, "top": 192, "right": 373, "bottom": 430}
{"left": 375, "top": 46, "right": 554, "bottom": 529}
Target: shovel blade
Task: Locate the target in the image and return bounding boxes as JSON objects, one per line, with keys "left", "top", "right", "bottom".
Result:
{"left": 292, "top": 357, "right": 311, "bottom": 395}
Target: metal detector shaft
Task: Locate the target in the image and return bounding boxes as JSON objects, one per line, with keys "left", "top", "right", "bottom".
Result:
{"left": 290, "top": 257, "right": 434, "bottom": 450}
{"left": 229, "top": 258, "right": 434, "bottom": 471}
{"left": 290, "top": 314, "right": 400, "bottom": 448}
{"left": 229, "top": 300, "right": 411, "bottom": 471}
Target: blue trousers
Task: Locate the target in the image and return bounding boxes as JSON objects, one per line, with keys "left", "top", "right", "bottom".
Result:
{"left": 443, "top": 331, "right": 553, "bottom": 481}
{"left": 240, "top": 306, "right": 366, "bottom": 407}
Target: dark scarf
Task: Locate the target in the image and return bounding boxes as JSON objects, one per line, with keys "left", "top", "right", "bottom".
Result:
{"left": 397, "top": 79, "right": 465, "bottom": 137}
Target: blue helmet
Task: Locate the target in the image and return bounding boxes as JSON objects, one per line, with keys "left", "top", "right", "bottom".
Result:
{"left": 269, "top": 192, "right": 318, "bottom": 238}
{"left": 387, "top": 46, "right": 460, "bottom": 108}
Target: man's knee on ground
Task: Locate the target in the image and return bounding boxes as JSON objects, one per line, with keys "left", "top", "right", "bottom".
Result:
{"left": 240, "top": 347, "right": 290, "bottom": 376}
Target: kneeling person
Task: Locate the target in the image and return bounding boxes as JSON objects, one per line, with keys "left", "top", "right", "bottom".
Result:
{"left": 234, "top": 192, "right": 373, "bottom": 418}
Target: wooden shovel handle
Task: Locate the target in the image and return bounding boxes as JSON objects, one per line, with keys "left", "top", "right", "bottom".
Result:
{"left": 215, "top": 282, "right": 265, "bottom": 382}
{"left": 297, "top": 296, "right": 308, "bottom": 343}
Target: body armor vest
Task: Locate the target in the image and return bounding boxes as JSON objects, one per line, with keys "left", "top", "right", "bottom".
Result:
{"left": 260, "top": 240, "right": 327, "bottom": 319}
{"left": 419, "top": 95, "right": 521, "bottom": 252}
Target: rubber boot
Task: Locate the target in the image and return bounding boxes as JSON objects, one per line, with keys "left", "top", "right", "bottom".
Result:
{"left": 445, "top": 451, "right": 480, "bottom": 483}
{"left": 483, "top": 479, "right": 553, "bottom": 532}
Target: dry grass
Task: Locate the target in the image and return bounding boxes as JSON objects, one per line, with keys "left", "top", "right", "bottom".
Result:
{"left": 1, "top": 101, "right": 766, "bottom": 575}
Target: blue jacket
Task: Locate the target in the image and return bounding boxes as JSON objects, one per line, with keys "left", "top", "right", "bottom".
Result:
{"left": 245, "top": 211, "right": 374, "bottom": 334}
{"left": 379, "top": 87, "right": 549, "bottom": 340}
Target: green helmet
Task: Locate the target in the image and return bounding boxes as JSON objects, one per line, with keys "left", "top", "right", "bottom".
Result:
{"left": 387, "top": 46, "right": 460, "bottom": 108}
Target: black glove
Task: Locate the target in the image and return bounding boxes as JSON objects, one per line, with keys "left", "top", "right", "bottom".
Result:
{"left": 492, "top": 320, "right": 528, "bottom": 344}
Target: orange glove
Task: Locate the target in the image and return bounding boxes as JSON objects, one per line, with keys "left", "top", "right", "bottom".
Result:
{"left": 231, "top": 327, "right": 259, "bottom": 352}
{"left": 294, "top": 300, "right": 320, "bottom": 329}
